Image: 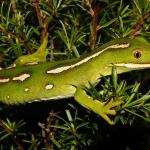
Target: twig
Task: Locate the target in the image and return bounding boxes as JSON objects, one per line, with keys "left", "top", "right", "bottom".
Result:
{"left": 31, "top": 134, "right": 38, "bottom": 150}
{"left": 131, "top": 11, "right": 150, "bottom": 37}
{"left": 32, "top": 0, "right": 43, "bottom": 27}
{"left": 41, "top": 16, "right": 50, "bottom": 42}
{"left": 84, "top": 0, "right": 94, "bottom": 16}
{"left": 38, "top": 122, "right": 52, "bottom": 150}
{"left": 49, "top": 39, "right": 55, "bottom": 61}
{"left": 38, "top": 112, "right": 59, "bottom": 150}
{"left": 89, "top": 3, "right": 100, "bottom": 49}
{"left": 13, "top": 137, "right": 24, "bottom": 150}
{"left": 11, "top": 0, "right": 17, "bottom": 13}
{"left": 32, "top": 0, "right": 50, "bottom": 42}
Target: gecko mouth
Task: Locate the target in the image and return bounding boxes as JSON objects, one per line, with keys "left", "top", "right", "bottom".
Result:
{"left": 114, "top": 63, "right": 150, "bottom": 68}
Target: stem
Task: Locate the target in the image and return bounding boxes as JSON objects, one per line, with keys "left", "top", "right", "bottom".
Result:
{"left": 89, "top": 3, "right": 100, "bottom": 50}
{"left": 11, "top": 0, "right": 17, "bottom": 13}
{"left": 13, "top": 137, "right": 24, "bottom": 150}
{"left": 131, "top": 11, "right": 150, "bottom": 37}
{"left": 124, "top": 108, "right": 150, "bottom": 122}
{"left": 32, "top": 0, "right": 43, "bottom": 27}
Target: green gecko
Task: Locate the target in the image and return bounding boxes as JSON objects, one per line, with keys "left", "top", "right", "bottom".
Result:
{"left": 1, "top": 36, "right": 150, "bottom": 125}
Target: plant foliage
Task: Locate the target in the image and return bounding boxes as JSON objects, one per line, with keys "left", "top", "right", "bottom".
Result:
{"left": 0, "top": 0, "right": 150, "bottom": 149}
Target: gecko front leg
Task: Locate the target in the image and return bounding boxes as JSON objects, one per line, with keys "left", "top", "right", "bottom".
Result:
{"left": 74, "top": 86, "right": 123, "bottom": 125}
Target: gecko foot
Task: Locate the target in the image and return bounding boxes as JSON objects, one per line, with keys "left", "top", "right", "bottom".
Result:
{"left": 74, "top": 87, "right": 123, "bottom": 125}
{"left": 94, "top": 99, "right": 123, "bottom": 125}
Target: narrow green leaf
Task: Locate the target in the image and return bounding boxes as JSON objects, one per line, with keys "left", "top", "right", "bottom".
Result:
{"left": 98, "top": 18, "right": 117, "bottom": 30}
{"left": 112, "top": 66, "right": 118, "bottom": 90}
{"left": 51, "top": 137, "right": 62, "bottom": 149}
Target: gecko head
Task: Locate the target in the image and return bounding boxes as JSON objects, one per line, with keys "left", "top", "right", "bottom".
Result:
{"left": 107, "top": 36, "right": 150, "bottom": 73}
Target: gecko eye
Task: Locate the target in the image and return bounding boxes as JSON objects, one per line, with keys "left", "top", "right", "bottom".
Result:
{"left": 133, "top": 51, "right": 142, "bottom": 59}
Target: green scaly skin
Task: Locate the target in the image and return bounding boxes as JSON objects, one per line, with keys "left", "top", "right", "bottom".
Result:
{"left": 1, "top": 36, "right": 150, "bottom": 124}
{"left": 13, "top": 33, "right": 49, "bottom": 66}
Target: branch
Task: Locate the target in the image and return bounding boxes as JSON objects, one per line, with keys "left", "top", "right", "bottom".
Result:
{"left": 32, "top": 0, "right": 50, "bottom": 42}
{"left": 131, "top": 11, "right": 150, "bottom": 37}
{"left": 32, "top": 0, "right": 43, "bottom": 27}
{"left": 89, "top": 3, "right": 100, "bottom": 49}
{"left": 11, "top": 0, "right": 17, "bottom": 13}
